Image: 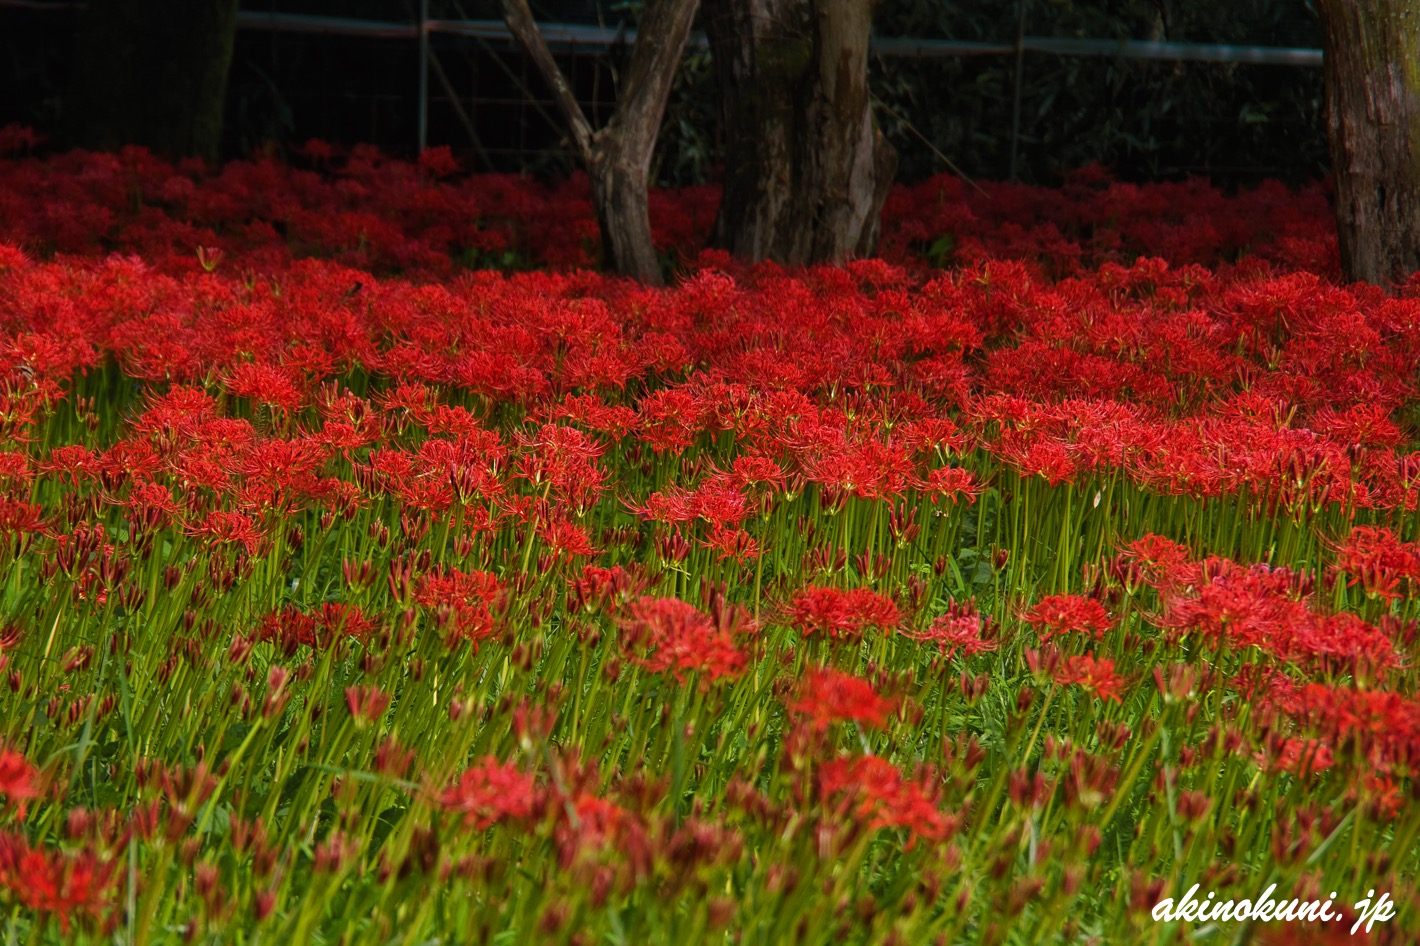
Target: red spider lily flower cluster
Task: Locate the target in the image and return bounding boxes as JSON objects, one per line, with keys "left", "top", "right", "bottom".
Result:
{"left": 790, "top": 667, "right": 898, "bottom": 731}
{"left": 786, "top": 586, "right": 901, "bottom": 639}
{"left": 1051, "top": 655, "right": 1129, "bottom": 704}
{"left": 819, "top": 754, "right": 958, "bottom": 846}
{"left": 0, "top": 833, "right": 116, "bottom": 934}
{"left": 437, "top": 757, "right": 538, "bottom": 830}
{"left": 1023, "top": 594, "right": 1113, "bottom": 642}
{"left": 617, "top": 595, "right": 755, "bottom": 682}
{"left": 908, "top": 599, "right": 999, "bottom": 658}
{"left": 0, "top": 749, "right": 40, "bottom": 815}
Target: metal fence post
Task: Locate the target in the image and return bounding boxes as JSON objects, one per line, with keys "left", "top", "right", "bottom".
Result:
{"left": 1008, "top": 0, "right": 1027, "bottom": 181}
{"left": 418, "top": 0, "right": 430, "bottom": 152}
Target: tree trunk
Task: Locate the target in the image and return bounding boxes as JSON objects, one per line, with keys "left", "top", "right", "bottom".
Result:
{"left": 66, "top": 0, "right": 240, "bottom": 163}
{"left": 1316, "top": 0, "right": 1420, "bottom": 289}
{"left": 502, "top": 0, "right": 698, "bottom": 286}
{"left": 589, "top": 136, "right": 664, "bottom": 285}
{"left": 705, "top": 0, "right": 896, "bottom": 265}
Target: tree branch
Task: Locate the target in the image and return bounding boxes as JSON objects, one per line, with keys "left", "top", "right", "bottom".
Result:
{"left": 614, "top": 0, "right": 701, "bottom": 157}
{"left": 499, "top": 0, "right": 595, "bottom": 161}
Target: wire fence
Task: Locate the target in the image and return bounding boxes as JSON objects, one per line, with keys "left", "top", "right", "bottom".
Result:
{"left": 3, "top": 0, "right": 1326, "bottom": 178}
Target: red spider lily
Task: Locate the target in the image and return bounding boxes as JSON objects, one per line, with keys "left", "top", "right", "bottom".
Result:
{"left": 701, "top": 523, "right": 762, "bottom": 563}
{"left": 0, "top": 498, "right": 45, "bottom": 537}
{"left": 255, "top": 603, "right": 376, "bottom": 655}
{"left": 1160, "top": 558, "right": 1400, "bottom": 672}
{"left": 413, "top": 567, "right": 505, "bottom": 642}
{"left": 186, "top": 509, "right": 263, "bottom": 554}
{"left": 1000, "top": 437, "right": 1079, "bottom": 487}
{"left": 786, "top": 585, "right": 901, "bottom": 639}
{"left": 123, "top": 481, "right": 180, "bottom": 525}
{"left": 568, "top": 564, "right": 649, "bottom": 615}
{"left": 1119, "top": 533, "right": 1194, "bottom": 590}
{"left": 233, "top": 438, "right": 331, "bottom": 503}
{"left": 1262, "top": 680, "right": 1420, "bottom": 778}
{"left": 686, "top": 482, "right": 751, "bottom": 526}
{"left": 626, "top": 484, "right": 695, "bottom": 527}
{"left": 909, "top": 599, "right": 999, "bottom": 658}
{"left": 37, "top": 444, "right": 96, "bottom": 487}
{"left": 417, "top": 433, "right": 508, "bottom": 503}
{"left": 551, "top": 792, "right": 654, "bottom": 880}
{"left": 921, "top": 465, "right": 983, "bottom": 505}
{"left": 1311, "top": 403, "right": 1405, "bottom": 450}
{"left": 638, "top": 387, "right": 708, "bottom": 453}
{"left": 618, "top": 596, "right": 753, "bottom": 682}
{"left": 345, "top": 685, "right": 391, "bottom": 725}
{"left": 513, "top": 424, "right": 606, "bottom": 510}
{"left": 1053, "top": 655, "right": 1127, "bottom": 704}
{"left": 418, "top": 145, "right": 460, "bottom": 178}
{"left": 818, "top": 755, "right": 956, "bottom": 846}
{"left": 1331, "top": 525, "right": 1420, "bottom": 602}
{"left": 0, "top": 749, "right": 41, "bottom": 815}
{"left": 545, "top": 394, "right": 637, "bottom": 439}
{"left": 225, "top": 362, "right": 306, "bottom": 412}
{"left": 131, "top": 386, "right": 221, "bottom": 440}
{"left": 539, "top": 517, "right": 597, "bottom": 560}
{"left": 1256, "top": 736, "right": 1334, "bottom": 778}
{"left": 796, "top": 430, "right": 916, "bottom": 502}
{"left": 897, "top": 416, "right": 970, "bottom": 456}
{"left": 1023, "top": 594, "right": 1113, "bottom": 642}
{"left": 438, "top": 758, "right": 537, "bottom": 829}
{"left": 790, "top": 667, "right": 897, "bottom": 731}
{"left": 721, "top": 455, "right": 787, "bottom": 492}
{"left": 0, "top": 832, "right": 116, "bottom": 934}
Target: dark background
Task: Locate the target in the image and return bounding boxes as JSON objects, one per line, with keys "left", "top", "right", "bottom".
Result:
{"left": 1, "top": 0, "right": 1328, "bottom": 187}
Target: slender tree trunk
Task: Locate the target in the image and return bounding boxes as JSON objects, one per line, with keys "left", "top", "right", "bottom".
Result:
{"left": 502, "top": 0, "right": 697, "bottom": 285}
{"left": 66, "top": 0, "right": 240, "bottom": 163}
{"left": 1316, "top": 0, "right": 1420, "bottom": 289}
{"left": 705, "top": 0, "right": 896, "bottom": 265}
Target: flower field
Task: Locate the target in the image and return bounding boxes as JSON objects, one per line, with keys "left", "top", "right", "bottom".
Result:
{"left": 0, "top": 140, "right": 1417, "bottom": 943}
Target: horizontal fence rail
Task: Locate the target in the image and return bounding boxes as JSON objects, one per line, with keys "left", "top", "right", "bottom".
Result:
{"left": 2, "top": 2, "right": 1326, "bottom": 66}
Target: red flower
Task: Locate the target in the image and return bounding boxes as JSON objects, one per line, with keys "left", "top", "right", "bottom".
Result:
{"left": 1160, "top": 557, "right": 1399, "bottom": 672}
{"left": 1256, "top": 737, "right": 1334, "bottom": 778}
{"left": 0, "top": 499, "right": 44, "bottom": 538}
{"left": 701, "top": 523, "right": 761, "bottom": 563}
{"left": 255, "top": 603, "right": 376, "bottom": 655}
{"left": 1053, "top": 655, "right": 1127, "bottom": 703}
{"left": 345, "top": 685, "right": 391, "bottom": 725}
{"left": 414, "top": 568, "right": 505, "bottom": 642}
{"left": 818, "top": 755, "right": 956, "bottom": 846}
{"left": 618, "top": 596, "right": 753, "bottom": 682}
{"left": 786, "top": 585, "right": 901, "bottom": 639}
{"left": 186, "top": 509, "right": 263, "bottom": 554}
{"left": 0, "top": 749, "right": 40, "bottom": 815}
{"left": 568, "top": 564, "right": 649, "bottom": 615}
{"left": 790, "top": 667, "right": 897, "bottom": 731}
{"left": 539, "top": 517, "right": 596, "bottom": 560}
{"left": 513, "top": 424, "right": 606, "bottom": 511}
{"left": 909, "top": 599, "right": 998, "bottom": 658}
{"left": 1332, "top": 525, "right": 1420, "bottom": 602}
{"left": 0, "top": 832, "right": 116, "bottom": 933}
{"left": 1023, "top": 594, "right": 1112, "bottom": 642}
{"left": 1119, "top": 533, "right": 1193, "bottom": 590}
{"left": 438, "top": 758, "right": 536, "bottom": 829}
{"left": 225, "top": 362, "right": 306, "bottom": 412}
{"left": 921, "top": 466, "right": 983, "bottom": 505}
